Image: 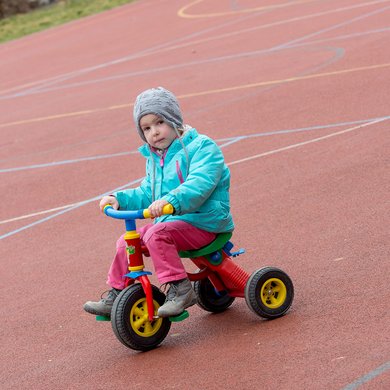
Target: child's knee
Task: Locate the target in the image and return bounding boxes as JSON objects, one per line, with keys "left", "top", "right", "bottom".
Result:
{"left": 142, "top": 224, "right": 168, "bottom": 245}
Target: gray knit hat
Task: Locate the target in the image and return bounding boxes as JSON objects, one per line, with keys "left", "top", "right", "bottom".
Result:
{"left": 133, "top": 87, "right": 183, "bottom": 142}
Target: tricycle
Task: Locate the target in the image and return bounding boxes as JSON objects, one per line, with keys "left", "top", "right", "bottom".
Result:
{"left": 98, "top": 204, "right": 294, "bottom": 351}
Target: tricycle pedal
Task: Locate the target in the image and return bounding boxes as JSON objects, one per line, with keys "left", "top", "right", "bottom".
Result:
{"left": 169, "top": 310, "right": 189, "bottom": 322}
{"left": 96, "top": 315, "right": 110, "bottom": 321}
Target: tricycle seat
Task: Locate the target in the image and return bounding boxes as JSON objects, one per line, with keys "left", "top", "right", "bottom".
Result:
{"left": 179, "top": 232, "right": 232, "bottom": 259}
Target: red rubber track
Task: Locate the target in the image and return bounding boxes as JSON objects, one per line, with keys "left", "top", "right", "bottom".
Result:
{"left": 0, "top": 1, "right": 389, "bottom": 389}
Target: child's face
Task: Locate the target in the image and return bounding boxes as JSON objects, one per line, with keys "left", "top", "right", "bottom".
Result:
{"left": 140, "top": 114, "right": 177, "bottom": 150}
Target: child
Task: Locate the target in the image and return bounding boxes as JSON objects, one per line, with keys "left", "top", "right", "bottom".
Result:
{"left": 84, "top": 87, "right": 234, "bottom": 318}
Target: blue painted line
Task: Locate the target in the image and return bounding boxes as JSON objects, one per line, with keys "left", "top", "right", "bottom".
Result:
{"left": 0, "top": 178, "right": 142, "bottom": 240}
{"left": 341, "top": 361, "right": 390, "bottom": 390}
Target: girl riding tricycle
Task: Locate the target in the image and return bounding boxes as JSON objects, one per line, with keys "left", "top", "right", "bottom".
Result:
{"left": 83, "top": 87, "right": 294, "bottom": 351}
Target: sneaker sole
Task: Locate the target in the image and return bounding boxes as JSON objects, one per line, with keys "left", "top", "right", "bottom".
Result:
{"left": 83, "top": 304, "right": 111, "bottom": 318}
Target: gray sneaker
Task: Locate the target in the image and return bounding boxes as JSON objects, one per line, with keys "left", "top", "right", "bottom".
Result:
{"left": 157, "top": 278, "right": 197, "bottom": 318}
{"left": 83, "top": 288, "right": 121, "bottom": 317}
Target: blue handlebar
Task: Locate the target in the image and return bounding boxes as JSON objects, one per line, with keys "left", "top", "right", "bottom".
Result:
{"left": 104, "top": 204, "right": 174, "bottom": 221}
{"left": 104, "top": 206, "right": 145, "bottom": 220}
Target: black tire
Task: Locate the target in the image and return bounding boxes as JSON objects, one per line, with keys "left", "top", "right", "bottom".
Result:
{"left": 245, "top": 267, "right": 294, "bottom": 319}
{"left": 111, "top": 284, "right": 171, "bottom": 351}
{"left": 194, "top": 277, "right": 235, "bottom": 313}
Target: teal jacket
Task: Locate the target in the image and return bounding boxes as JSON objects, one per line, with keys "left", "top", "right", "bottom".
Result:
{"left": 115, "top": 128, "right": 234, "bottom": 233}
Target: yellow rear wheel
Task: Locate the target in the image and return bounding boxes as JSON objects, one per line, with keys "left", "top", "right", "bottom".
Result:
{"left": 260, "top": 278, "right": 287, "bottom": 309}
{"left": 245, "top": 267, "right": 294, "bottom": 319}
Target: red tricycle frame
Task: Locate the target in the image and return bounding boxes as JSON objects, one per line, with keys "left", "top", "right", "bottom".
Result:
{"left": 100, "top": 205, "right": 294, "bottom": 351}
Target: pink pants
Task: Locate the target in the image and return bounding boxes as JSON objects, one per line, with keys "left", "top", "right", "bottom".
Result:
{"left": 107, "top": 220, "right": 216, "bottom": 289}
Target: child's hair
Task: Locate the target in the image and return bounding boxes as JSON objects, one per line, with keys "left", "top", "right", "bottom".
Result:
{"left": 133, "top": 87, "right": 183, "bottom": 142}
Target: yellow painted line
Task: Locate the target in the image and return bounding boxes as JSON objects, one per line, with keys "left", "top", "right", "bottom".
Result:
{"left": 0, "top": 203, "right": 78, "bottom": 225}
{"left": 0, "top": 104, "right": 133, "bottom": 128}
{"left": 0, "top": 109, "right": 103, "bottom": 128}
{"left": 107, "top": 103, "right": 131, "bottom": 110}
{"left": 178, "top": 0, "right": 320, "bottom": 19}
{"left": 0, "top": 62, "right": 388, "bottom": 129}
{"left": 178, "top": 1, "right": 390, "bottom": 56}
{"left": 178, "top": 62, "right": 390, "bottom": 98}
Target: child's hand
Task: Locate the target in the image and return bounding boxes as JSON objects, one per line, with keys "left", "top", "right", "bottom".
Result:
{"left": 99, "top": 196, "right": 119, "bottom": 212}
{"left": 148, "top": 199, "right": 169, "bottom": 218}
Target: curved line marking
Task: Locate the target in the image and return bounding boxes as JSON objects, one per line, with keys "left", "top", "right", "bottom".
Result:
{"left": 178, "top": 0, "right": 321, "bottom": 18}
{"left": 1, "top": 0, "right": 387, "bottom": 97}
{"left": 3, "top": 26, "right": 387, "bottom": 100}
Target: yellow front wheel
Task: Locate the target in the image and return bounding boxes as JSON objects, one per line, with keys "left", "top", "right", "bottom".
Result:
{"left": 111, "top": 284, "right": 171, "bottom": 351}
{"left": 129, "top": 297, "right": 163, "bottom": 337}
{"left": 245, "top": 267, "right": 294, "bottom": 319}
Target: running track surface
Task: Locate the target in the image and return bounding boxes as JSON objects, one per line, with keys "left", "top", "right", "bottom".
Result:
{"left": 0, "top": 1, "right": 389, "bottom": 389}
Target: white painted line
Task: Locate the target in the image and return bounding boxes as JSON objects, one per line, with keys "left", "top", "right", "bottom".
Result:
{"left": 227, "top": 118, "right": 387, "bottom": 167}
{"left": 0, "top": 178, "right": 143, "bottom": 240}
{"left": 1, "top": 117, "right": 387, "bottom": 234}
{"left": 342, "top": 361, "right": 390, "bottom": 389}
